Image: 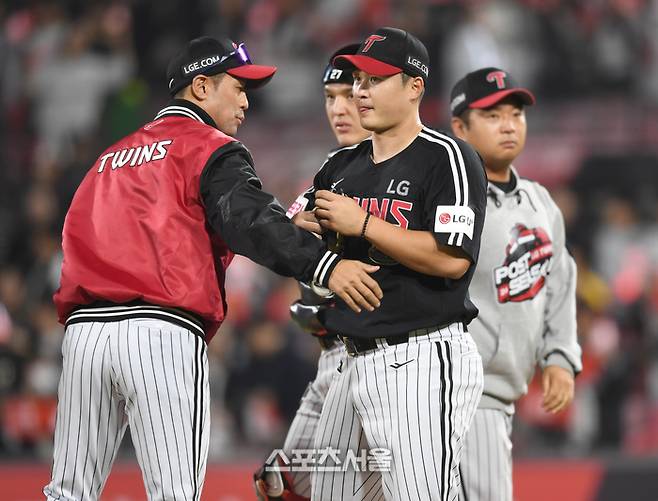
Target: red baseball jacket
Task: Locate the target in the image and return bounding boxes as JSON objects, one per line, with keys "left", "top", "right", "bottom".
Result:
{"left": 55, "top": 100, "right": 339, "bottom": 341}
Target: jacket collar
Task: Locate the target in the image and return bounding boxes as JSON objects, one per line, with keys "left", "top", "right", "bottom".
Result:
{"left": 154, "top": 99, "right": 218, "bottom": 129}
{"left": 487, "top": 165, "right": 521, "bottom": 197}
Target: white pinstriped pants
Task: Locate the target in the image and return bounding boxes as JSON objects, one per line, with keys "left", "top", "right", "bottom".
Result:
{"left": 311, "top": 323, "right": 484, "bottom": 501}
{"left": 459, "top": 409, "right": 513, "bottom": 501}
{"left": 282, "top": 342, "right": 346, "bottom": 497}
{"left": 43, "top": 318, "right": 209, "bottom": 501}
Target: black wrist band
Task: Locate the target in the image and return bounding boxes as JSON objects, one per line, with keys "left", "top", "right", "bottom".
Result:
{"left": 360, "top": 212, "right": 371, "bottom": 238}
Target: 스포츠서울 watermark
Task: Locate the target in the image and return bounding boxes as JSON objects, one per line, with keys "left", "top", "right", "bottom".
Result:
{"left": 265, "top": 447, "right": 392, "bottom": 472}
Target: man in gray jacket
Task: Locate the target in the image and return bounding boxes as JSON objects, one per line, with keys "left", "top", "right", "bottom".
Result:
{"left": 450, "top": 68, "right": 582, "bottom": 501}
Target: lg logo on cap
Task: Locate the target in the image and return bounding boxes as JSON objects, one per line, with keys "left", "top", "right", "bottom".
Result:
{"left": 407, "top": 57, "right": 428, "bottom": 77}
{"left": 182, "top": 55, "right": 221, "bottom": 75}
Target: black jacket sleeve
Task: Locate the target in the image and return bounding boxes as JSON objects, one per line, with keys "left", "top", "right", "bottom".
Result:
{"left": 200, "top": 141, "right": 340, "bottom": 286}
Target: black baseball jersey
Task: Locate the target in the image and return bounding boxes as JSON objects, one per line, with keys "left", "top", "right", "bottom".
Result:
{"left": 304, "top": 127, "right": 487, "bottom": 338}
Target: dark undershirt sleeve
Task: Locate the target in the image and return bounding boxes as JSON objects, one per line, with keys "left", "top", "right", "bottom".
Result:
{"left": 199, "top": 141, "right": 340, "bottom": 286}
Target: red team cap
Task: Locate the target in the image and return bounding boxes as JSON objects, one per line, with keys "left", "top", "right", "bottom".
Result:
{"left": 166, "top": 36, "right": 277, "bottom": 95}
{"left": 450, "top": 67, "right": 536, "bottom": 116}
{"left": 333, "top": 27, "right": 430, "bottom": 81}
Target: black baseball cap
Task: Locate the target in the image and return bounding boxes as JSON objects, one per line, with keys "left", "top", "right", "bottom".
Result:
{"left": 166, "top": 36, "right": 277, "bottom": 96}
{"left": 322, "top": 43, "right": 360, "bottom": 85}
{"left": 450, "top": 67, "right": 536, "bottom": 117}
{"left": 333, "top": 27, "right": 429, "bottom": 81}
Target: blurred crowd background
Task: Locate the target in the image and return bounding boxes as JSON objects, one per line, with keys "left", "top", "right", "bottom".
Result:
{"left": 1, "top": 0, "right": 658, "bottom": 467}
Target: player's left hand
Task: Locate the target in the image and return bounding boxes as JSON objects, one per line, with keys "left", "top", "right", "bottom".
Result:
{"left": 292, "top": 210, "right": 324, "bottom": 234}
{"left": 541, "top": 365, "right": 575, "bottom": 414}
{"left": 315, "top": 190, "right": 367, "bottom": 237}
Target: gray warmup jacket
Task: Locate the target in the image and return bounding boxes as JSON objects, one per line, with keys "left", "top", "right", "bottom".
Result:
{"left": 469, "top": 167, "right": 582, "bottom": 414}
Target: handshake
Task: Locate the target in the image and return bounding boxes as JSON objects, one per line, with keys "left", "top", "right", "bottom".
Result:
{"left": 293, "top": 190, "right": 382, "bottom": 314}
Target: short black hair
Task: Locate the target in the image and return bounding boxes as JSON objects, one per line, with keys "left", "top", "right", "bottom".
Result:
{"left": 400, "top": 73, "right": 425, "bottom": 100}
{"left": 174, "top": 73, "right": 224, "bottom": 99}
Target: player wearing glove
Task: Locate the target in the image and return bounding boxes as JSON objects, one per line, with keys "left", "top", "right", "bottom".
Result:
{"left": 254, "top": 43, "right": 370, "bottom": 501}
{"left": 449, "top": 68, "right": 582, "bottom": 501}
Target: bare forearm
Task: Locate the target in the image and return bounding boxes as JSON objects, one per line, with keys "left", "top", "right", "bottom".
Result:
{"left": 365, "top": 216, "right": 470, "bottom": 278}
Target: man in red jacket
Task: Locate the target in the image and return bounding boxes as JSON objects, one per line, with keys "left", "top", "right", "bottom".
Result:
{"left": 44, "top": 36, "right": 382, "bottom": 501}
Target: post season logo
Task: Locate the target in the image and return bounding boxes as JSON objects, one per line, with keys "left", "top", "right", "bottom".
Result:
{"left": 494, "top": 223, "right": 553, "bottom": 303}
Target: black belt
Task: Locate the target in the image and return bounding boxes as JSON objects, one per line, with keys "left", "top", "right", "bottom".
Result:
{"left": 340, "top": 322, "right": 466, "bottom": 357}
{"left": 341, "top": 334, "right": 406, "bottom": 356}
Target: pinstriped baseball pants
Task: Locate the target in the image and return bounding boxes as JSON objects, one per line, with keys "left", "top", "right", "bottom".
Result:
{"left": 459, "top": 409, "right": 513, "bottom": 501}
{"left": 43, "top": 318, "right": 209, "bottom": 501}
{"left": 282, "top": 342, "right": 346, "bottom": 497}
{"left": 311, "top": 323, "right": 484, "bottom": 501}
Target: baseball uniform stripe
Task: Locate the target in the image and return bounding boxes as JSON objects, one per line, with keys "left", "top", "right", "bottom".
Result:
{"left": 123, "top": 322, "right": 157, "bottom": 495}
{"left": 284, "top": 399, "right": 315, "bottom": 495}
{"left": 148, "top": 329, "right": 176, "bottom": 497}
{"left": 312, "top": 356, "right": 347, "bottom": 498}
{"left": 159, "top": 329, "right": 185, "bottom": 492}
{"left": 421, "top": 127, "right": 470, "bottom": 247}
{"left": 90, "top": 336, "right": 109, "bottom": 495}
{"left": 196, "top": 337, "right": 208, "bottom": 500}
{"left": 402, "top": 342, "right": 421, "bottom": 499}
{"left": 319, "top": 252, "right": 339, "bottom": 285}
{"left": 192, "top": 334, "right": 200, "bottom": 500}
{"left": 309, "top": 326, "right": 482, "bottom": 501}
{"left": 418, "top": 132, "right": 467, "bottom": 246}
{"left": 382, "top": 347, "right": 404, "bottom": 500}
{"left": 45, "top": 322, "right": 128, "bottom": 500}
{"left": 50, "top": 324, "right": 78, "bottom": 490}
{"left": 155, "top": 105, "right": 205, "bottom": 123}
{"left": 137, "top": 327, "right": 166, "bottom": 495}
{"left": 78, "top": 327, "right": 106, "bottom": 497}
{"left": 460, "top": 409, "right": 513, "bottom": 501}
{"left": 316, "top": 142, "right": 361, "bottom": 176}
{"left": 413, "top": 340, "right": 431, "bottom": 499}
{"left": 156, "top": 109, "right": 203, "bottom": 123}
{"left": 423, "top": 128, "right": 469, "bottom": 202}
{"left": 326, "top": 141, "right": 363, "bottom": 160}
{"left": 444, "top": 340, "right": 455, "bottom": 500}
{"left": 314, "top": 250, "right": 339, "bottom": 285}
{"left": 67, "top": 305, "right": 205, "bottom": 339}
{"left": 69, "top": 323, "right": 96, "bottom": 497}
{"left": 173, "top": 331, "right": 193, "bottom": 498}
{"left": 436, "top": 340, "right": 449, "bottom": 501}
{"left": 425, "top": 336, "right": 441, "bottom": 495}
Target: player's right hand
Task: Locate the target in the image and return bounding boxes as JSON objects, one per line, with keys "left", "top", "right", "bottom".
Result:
{"left": 328, "top": 260, "right": 382, "bottom": 313}
{"left": 292, "top": 210, "right": 324, "bottom": 235}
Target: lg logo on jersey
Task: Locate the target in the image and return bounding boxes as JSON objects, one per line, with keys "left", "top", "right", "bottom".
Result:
{"left": 386, "top": 179, "right": 410, "bottom": 196}
{"left": 434, "top": 205, "right": 475, "bottom": 239}
{"left": 438, "top": 212, "right": 473, "bottom": 226}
